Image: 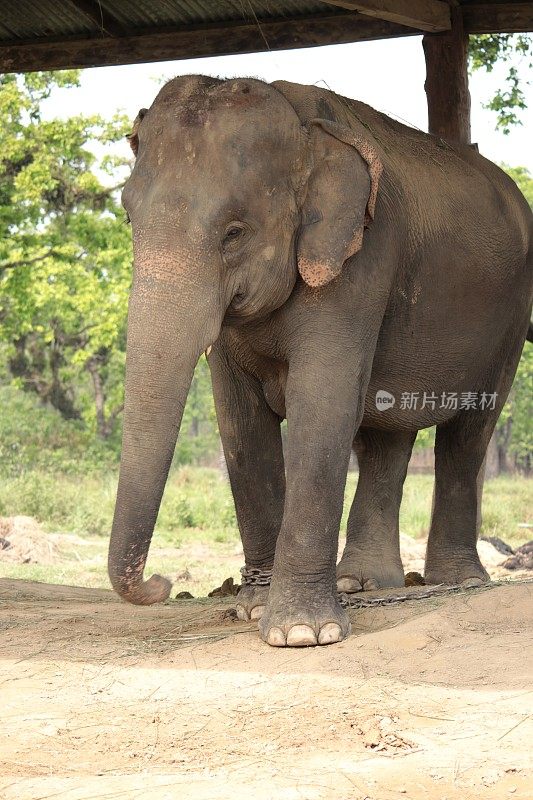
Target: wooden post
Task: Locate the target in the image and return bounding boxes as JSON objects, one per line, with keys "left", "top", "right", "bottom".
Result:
{"left": 423, "top": 6, "right": 471, "bottom": 145}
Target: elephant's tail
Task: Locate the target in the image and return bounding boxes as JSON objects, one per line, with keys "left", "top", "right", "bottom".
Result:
{"left": 527, "top": 322, "right": 533, "bottom": 343}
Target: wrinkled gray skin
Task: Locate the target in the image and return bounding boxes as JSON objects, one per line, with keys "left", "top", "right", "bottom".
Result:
{"left": 109, "top": 76, "right": 533, "bottom": 647}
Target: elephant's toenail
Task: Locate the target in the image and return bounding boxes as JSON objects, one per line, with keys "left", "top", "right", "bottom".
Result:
{"left": 461, "top": 577, "right": 485, "bottom": 588}
{"left": 235, "top": 605, "right": 249, "bottom": 621}
{"left": 266, "top": 627, "right": 286, "bottom": 647}
{"left": 363, "top": 579, "right": 379, "bottom": 591}
{"left": 250, "top": 605, "right": 265, "bottom": 620}
{"left": 286, "top": 625, "right": 317, "bottom": 647}
{"left": 337, "top": 577, "right": 363, "bottom": 593}
{"left": 318, "top": 623, "right": 343, "bottom": 645}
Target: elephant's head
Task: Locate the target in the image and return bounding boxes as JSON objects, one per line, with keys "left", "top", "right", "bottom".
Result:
{"left": 109, "top": 75, "right": 381, "bottom": 604}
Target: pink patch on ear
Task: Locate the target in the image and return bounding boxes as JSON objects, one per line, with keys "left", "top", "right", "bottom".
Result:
{"left": 364, "top": 149, "right": 382, "bottom": 224}
{"left": 298, "top": 258, "right": 337, "bottom": 288}
{"left": 347, "top": 135, "right": 382, "bottom": 223}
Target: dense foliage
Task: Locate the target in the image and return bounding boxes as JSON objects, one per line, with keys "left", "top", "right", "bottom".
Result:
{"left": 0, "top": 71, "right": 130, "bottom": 442}
{"left": 0, "top": 71, "right": 219, "bottom": 464}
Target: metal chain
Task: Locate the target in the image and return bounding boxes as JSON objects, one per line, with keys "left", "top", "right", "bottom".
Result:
{"left": 339, "top": 582, "right": 484, "bottom": 609}
{"left": 239, "top": 570, "right": 532, "bottom": 606}
{"left": 240, "top": 565, "right": 273, "bottom": 587}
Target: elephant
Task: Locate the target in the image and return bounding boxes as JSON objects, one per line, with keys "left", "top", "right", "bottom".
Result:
{"left": 109, "top": 75, "right": 533, "bottom": 648}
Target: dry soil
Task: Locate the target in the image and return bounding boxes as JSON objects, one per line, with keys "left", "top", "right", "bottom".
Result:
{"left": 0, "top": 577, "right": 532, "bottom": 800}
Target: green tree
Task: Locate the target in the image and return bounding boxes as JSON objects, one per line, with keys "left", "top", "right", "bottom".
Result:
{"left": 501, "top": 164, "right": 533, "bottom": 208}
{"left": 469, "top": 34, "right": 532, "bottom": 133}
{"left": 0, "top": 71, "right": 131, "bottom": 440}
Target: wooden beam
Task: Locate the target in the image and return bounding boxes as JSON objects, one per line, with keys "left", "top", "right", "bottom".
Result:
{"left": 463, "top": 3, "right": 533, "bottom": 34}
{"left": 0, "top": 14, "right": 416, "bottom": 73}
{"left": 423, "top": 7, "right": 471, "bottom": 145}
{"left": 321, "top": 0, "right": 451, "bottom": 32}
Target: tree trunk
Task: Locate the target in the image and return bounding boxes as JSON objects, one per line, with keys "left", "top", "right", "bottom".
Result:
{"left": 85, "top": 348, "right": 123, "bottom": 439}
{"left": 86, "top": 353, "right": 109, "bottom": 438}
{"left": 496, "top": 419, "right": 513, "bottom": 474}
{"left": 49, "top": 333, "right": 80, "bottom": 421}
{"left": 9, "top": 334, "right": 81, "bottom": 421}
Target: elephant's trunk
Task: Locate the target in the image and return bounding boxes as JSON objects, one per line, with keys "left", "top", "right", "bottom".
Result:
{"left": 108, "top": 263, "right": 222, "bottom": 605}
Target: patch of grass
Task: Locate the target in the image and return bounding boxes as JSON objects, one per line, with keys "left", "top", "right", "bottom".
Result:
{"left": 0, "top": 471, "right": 117, "bottom": 536}
{"left": 340, "top": 472, "right": 435, "bottom": 539}
{"left": 481, "top": 475, "right": 532, "bottom": 547}
{"left": 157, "top": 467, "right": 237, "bottom": 538}
{"left": 343, "top": 473, "right": 531, "bottom": 545}
{"left": 1, "top": 467, "right": 530, "bottom": 595}
{"left": 0, "top": 561, "right": 107, "bottom": 589}
{"left": 400, "top": 474, "right": 435, "bottom": 538}
{"left": 0, "top": 466, "right": 239, "bottom": 543}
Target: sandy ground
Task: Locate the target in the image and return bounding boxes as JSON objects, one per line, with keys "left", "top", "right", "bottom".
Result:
{"left": 0, "top": 577, "right": 532, "bottom": 800}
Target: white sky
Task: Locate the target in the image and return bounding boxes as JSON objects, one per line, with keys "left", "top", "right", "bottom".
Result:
{"left": 43, "top": 36, "right": 532, "bottom": 171}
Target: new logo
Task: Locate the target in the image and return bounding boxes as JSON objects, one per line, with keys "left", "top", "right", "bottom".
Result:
{"left": 375, "top": 390, "right": 395, "bottom": 411}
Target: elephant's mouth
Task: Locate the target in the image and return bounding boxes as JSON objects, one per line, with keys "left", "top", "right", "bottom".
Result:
{"left": 225, "top": 291, "right": 253, "bottom": 324}
{"left": 230, "top": 291, "right": 246, "bottom": 310}
{"left": 226, "top": 280, "right": 291, "bottom": 325}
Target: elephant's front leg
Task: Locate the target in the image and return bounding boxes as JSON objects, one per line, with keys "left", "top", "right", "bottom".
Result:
{"left": 259, "top": 360, "right": 363, "bottom": 647}
{"left": 209, "top": 341, "right": 285, "bottom": 622}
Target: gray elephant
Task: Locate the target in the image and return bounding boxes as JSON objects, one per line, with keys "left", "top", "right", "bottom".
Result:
{"left": 109, "top": 76, "right": 533, "bottom": 648}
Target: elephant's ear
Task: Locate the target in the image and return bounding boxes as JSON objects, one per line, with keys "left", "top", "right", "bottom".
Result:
{"left": 298, "top": 118, "right": 382, "bottom": 288}
{"left": 126, "top": 108, "right": 148, "bottom": 157}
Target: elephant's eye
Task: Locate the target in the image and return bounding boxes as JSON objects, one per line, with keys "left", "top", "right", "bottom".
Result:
{"left": 222, "top": 223, "right": 246, "bottom": 250}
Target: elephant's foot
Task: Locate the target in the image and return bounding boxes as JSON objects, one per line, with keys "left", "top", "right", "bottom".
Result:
{"left": 258, "top": 584, "right": 350, "bottom": 647}
{"left": 336, "top": 545, "right": 405, "bottom": 593}
{"left": 424, "top": 547, "right": 490, "bottom": 587}
{"left": 235, "top": 584, "right": 269, "bottom": 621}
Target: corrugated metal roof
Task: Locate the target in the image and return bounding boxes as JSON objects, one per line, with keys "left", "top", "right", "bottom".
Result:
{"left": 0, "top": 0, "right": 342, "bottom": 43}
{"left": 0, "top": 0, "right": 94, "bottom": 41}
{"left": 101, "top": 0, "right": 333, "bottom": 31}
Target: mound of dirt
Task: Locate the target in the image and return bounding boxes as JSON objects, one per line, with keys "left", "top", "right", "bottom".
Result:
{"left": 0, "top": 516, "right": 57, "bottom": 564}
{"left": 0, "top": 577, "right": 531, "bottom": 800}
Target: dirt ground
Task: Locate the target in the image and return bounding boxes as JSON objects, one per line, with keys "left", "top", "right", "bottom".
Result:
{"left": 0, "top": 577, "right": 532, "bottom": 800}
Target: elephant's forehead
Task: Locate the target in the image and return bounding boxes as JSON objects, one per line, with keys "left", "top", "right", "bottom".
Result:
{"left": 151, "top": 77, "right": 296, "bottom": 129}
{"left": 143, "top": 82, "right": 303, "bottom": 168}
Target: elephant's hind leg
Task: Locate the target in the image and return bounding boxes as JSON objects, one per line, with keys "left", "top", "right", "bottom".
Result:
{"left": 424, "top": 412, "right": 495, "bottom": 587}
{"left": 337, "top": 428, "right": 416, "bottom": 593}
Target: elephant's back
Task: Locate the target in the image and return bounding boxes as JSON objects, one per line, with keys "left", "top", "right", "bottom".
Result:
{"left": 340, "top": 91, "right": 531, "bottom": 247}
